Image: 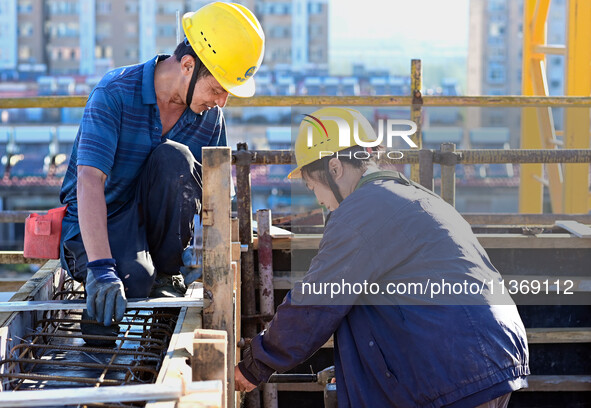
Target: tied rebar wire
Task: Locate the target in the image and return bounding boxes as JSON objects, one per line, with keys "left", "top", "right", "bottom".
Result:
{"left": 0, "top": 278, "right": 180, "bottom": 408}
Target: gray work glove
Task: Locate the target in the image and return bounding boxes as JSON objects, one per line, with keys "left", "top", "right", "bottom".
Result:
{"left": 85, "top": 258, "right": 127, "bottom": 327}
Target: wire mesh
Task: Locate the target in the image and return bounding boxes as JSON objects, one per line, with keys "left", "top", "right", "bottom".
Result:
{"left": 0, "top": 278, "right": 180, "bottom": 408}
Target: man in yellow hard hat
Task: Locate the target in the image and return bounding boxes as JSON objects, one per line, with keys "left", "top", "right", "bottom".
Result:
{"left": 59, "top": 2, "right": 264, "bottom": 343}
{"left": 235, "top": 107, "right": 529, "bottom": 407}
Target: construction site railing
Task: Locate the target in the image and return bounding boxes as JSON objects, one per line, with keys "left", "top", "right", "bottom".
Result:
{"left": 233, "top": 147, "right": 591, "bottom": 205}
{"left": 2, "top": 95, "right": 591, "bottom": 109}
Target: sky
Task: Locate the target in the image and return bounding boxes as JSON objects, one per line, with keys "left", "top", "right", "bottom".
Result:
{"left": 329, "top": 0, "right": 470, "bottom": 87}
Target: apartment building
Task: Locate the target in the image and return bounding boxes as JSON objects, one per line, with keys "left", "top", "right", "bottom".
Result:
{"left": 0, "top": 0, "right": 328, "bottom": 77}
{"left": 467, "top": 0, "right": 566, "bottom": 146}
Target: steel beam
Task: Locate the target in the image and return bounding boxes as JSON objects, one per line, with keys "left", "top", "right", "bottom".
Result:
{"left": 564, "top": 0, "right": 591, "bottom": 213}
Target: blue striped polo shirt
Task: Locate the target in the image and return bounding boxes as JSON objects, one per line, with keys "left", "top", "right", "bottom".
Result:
{"left": 59, "top": 54, "right": 227, "bottom": 241}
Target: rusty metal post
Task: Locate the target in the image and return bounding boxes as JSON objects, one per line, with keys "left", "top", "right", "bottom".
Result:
{"left": 256, "top": 209, "right": 278, "bottom": 408}
{"left": 440, "top": 143, "right": 456, "bottom": 206}
{"left": 418, "top": 149, "right": 434, "bottom": 191}
{"left": 410, "top": 59, "right": 423, "bottom": 183}
{"left": 234, "top": 143, "right": 260, "bottom": 408}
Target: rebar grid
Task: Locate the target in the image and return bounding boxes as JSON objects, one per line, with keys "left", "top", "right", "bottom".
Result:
{"left": 0, "top": 278, "right": 180, "bottom": 408}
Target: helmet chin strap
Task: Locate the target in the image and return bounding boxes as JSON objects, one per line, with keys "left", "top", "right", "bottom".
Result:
{"left": 185, "top": 57, "right": 202, "bottom": 108}
{"left": 324, "top": 159, "right": 344, "bottom": 204}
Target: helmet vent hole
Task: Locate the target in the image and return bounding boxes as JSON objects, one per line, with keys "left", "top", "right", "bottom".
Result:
{"left": 208, "top": 44, "right": 211, "bottom": 48}
{"left": 201, "top": 31, "right": 204, "bottom": 35}
{"left": 212, "top": 50, "right": 217, "bottom": 54}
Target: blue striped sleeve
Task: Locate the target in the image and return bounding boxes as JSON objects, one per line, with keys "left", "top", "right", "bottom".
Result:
{"left": 76, "top": 87, "right": 122, "bottom": 176}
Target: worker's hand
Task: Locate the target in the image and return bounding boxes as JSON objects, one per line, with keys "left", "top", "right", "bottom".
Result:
{"left": 235, "top": 365, "right": 257, "bottom": 392}
{"left": 180, "top": 246, "right": 202, "bottom": 285}
{"left": 85, "top": 258, "right": 127, "bottom": 327}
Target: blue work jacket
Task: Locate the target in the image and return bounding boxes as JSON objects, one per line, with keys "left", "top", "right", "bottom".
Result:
{"left": 239, "top": 175, "right": 529, "bottom": 407}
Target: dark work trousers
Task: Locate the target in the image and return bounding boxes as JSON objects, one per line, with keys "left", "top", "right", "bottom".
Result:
{"left": 61, "top": 140, "right": 202, "bottom": 298}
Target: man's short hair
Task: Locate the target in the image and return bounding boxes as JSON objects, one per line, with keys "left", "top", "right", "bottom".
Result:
{"left": 173, "top": 39, "right": 213, "bottom": 80}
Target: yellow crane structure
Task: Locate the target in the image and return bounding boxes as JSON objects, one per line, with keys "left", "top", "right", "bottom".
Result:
{"left": 520, "top": 0, "right": 591, "bottom": 213}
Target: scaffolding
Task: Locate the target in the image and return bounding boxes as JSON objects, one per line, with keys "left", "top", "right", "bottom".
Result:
{"left": 0, "top": 55, "right": 590, "bottom": 407}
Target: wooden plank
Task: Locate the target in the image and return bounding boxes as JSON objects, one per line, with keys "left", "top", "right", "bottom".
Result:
{"left": 257, "top": 210, "right": 279, "bottom": 407}
{"left": 320, "top": 327, "right": 591, "bottom": 349}
{"left": 520, "top": 375, "right": 591, "bottom": 392}
{"left": 0, "top": 251, "right": 45, "bottom": 264}
{"left": 527, "top": 327, "right": 591, "bottom": 344}
{"left": 254, "top": 234, "right": 591, "bottom": 250}
{"left": 252, "top": 220, "right": 293, "bottom": 238}
{"left": 177, "top": 380, "right": 224, "bottom": 408}
{"left": 0, "top": 260, "right": 60, "bottom": 327}
{"left": 233, "top": 260, "right": 241, "bottom": 408}
{"left": 276, "top": 383, "right": 323, "bottom": 392}
{"left": 0, "top": 382, "right": 223, "bottom": 407}
{"left": 193, "top": 329, "right": 228, "bottom": 408}
{"left": 148, "top": 283, "right": 205, "bottom": 408}
{"left": 0, "top": 210, "right": 37, "bottom": 223}
{"left": 232, "top": 218, "right": 239, "bottom": 242}
{"left": 275, "top": 376, "right": 591, "bottom": 393}
{"left": 202, "top": 147, "right": 235, "bottom": 408}
{"left": 477, "top": 234, "right": 591, "bottom": 249}
{"left": 0, "top": 297, "right": 205, "bottom": 312}
{"left": 0, "top": 279, "right": 29, "bottom": 292}
{"left": 253, "top": 235, "right": 319, "bottom": 250}
{"left": 231, "top": 242, "right": 241, "bottom": 262}
{"left": 555, "top": 220, "right": 591, "bottom": 238}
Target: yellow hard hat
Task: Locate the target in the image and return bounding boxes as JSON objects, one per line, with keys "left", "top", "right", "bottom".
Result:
{"left": 182, "top": 2, "right": 265, "bottom": 98}
{"left": 288, "top": 107, "right": 377, "bottom": 179}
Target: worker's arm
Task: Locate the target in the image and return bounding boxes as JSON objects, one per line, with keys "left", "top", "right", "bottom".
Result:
{"left": 237, "top": 292, "right": 352, "bottom": 387}
{"left": 77, "top": 164, "right": 126, "bottom": 326}
{"left": 77, "top": 165, "right": 111, "bottom": 261}
{"left": 237, "top": 219, "right": 377, "bottom": 386}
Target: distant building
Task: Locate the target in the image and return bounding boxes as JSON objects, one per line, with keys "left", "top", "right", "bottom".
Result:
{"left": 0, "top": 0, "right": 328, "bottom": 77}
{"left": 256, "top": 0, "right": 328, "bottom": 70}
{"left": 467, "top": 0, "right": 566, "bottom": 146}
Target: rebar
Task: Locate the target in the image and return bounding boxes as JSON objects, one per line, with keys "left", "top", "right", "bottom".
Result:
{"left": 0, "top": 278, "right": 180, "bottom": 408}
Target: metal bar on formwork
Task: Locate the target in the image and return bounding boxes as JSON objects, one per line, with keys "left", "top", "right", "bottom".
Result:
{"left": 234, "top": 150, "right": 420, "bottom": 165}
{"left": 455, "top": 149, "right": 591, "bottom": 164}
{"left": 419, "top": 150, "right": 434, "bottom": 191}
{"left": 233, "top": 143, "right": 261, "bottom": 408}
{"left": 231, "top": 148, "right": 591, "bottom": 166}
{"left": 531, "top": 58, "right": 564, "bottom": 212}
{"left": 234, "top": 144, "right": 257, "bottom": 339}
{"left": 410, "top": 59, "right": 423, "bottom": 183}
{"left": 256, "top": 209, "right": 278, "bottom": 408}
{"left": 462, "top": 213, "right": 591, "bottom": 226}
{"left": 0, "top": 211, "right": 36, "bottom": 223}
{"left": 440, "top": 143, "right": 456, "bottom": 207}
{"left": 201, "top": 146, "right": 234, "bottom": 408}
{"left": 2, "top": 95, "right": 591, "bottom": 110}
{"left": 564, "top": 0, "right": 591, "bottom": 213}
{"left": 520, "top": 0, "right": 551, "bottom": 213}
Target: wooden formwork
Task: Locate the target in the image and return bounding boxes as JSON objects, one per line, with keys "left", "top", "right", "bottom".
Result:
{"left": 0, "top": 261, "right": 224, "bottom": 407}
{"left": 249, "top": 221, "right": 591, "bottom": 402}
{"left": 229, "top": 148, "right": 591, "bottom": 407}
{"left": 0, "top": 147, "right": 241, "bottom": 408}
